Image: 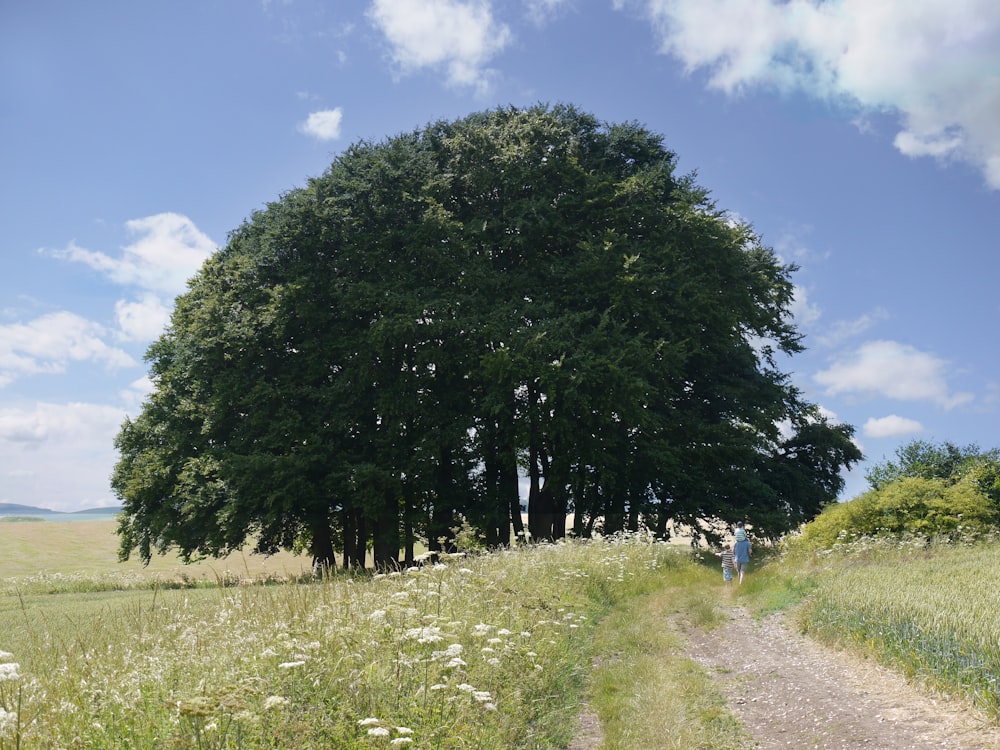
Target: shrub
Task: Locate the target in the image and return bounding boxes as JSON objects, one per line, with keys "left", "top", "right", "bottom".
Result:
{"left": 789, "top": 476, "right": 998, "bottom": 553}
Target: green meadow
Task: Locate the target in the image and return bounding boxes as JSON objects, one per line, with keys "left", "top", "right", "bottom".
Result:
{"left": 2, "top": 521, "right": 1000, "bottom": 748}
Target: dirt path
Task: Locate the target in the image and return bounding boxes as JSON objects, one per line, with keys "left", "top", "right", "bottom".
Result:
{"left": 684, "top": 606, "right": 1000, "bottom": 749}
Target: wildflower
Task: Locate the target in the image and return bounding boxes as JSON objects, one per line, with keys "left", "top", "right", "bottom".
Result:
{"left": 263, "top": 696, "right": 288, "bottom": 710}
{"left": 278, "top": 660, "right": 306, "bottom": 669}
{"left": 404, "top": 626, "right": 443, "bottom": 643}
{"left": 358, "top": 718, "right": 381, "bottom": 726}
{"left": 0, "top": 708, "right": 17, "bottom": 738}
{"left": 368, "top": 726, "right": 391, "bottom": 737}
{"left": 396, "top": 727, "right": 413, "bottom": 735}
{"left": 390, "top": 739, "right": 414, "bottom": 746}
{"left": 472, "top": 691, "right": 492, "bottom": 703}
{"left": 0, "top": 663, "right": 19, "bottom": 682}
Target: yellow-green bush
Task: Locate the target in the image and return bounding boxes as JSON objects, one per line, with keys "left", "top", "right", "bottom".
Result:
{"left": 789, "top": 476, "right": 997, "bottom": 553}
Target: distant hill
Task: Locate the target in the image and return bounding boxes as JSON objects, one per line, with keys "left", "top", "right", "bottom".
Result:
{"left": 0, "top": 502, "right": 122, "bottom": 516}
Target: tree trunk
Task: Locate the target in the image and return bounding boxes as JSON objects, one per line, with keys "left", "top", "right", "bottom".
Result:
{"left": 310, "top": 516, "right": 336, "bottom": 573}
{"left": 372, "top": 487, "right": 400, "bottom": 571}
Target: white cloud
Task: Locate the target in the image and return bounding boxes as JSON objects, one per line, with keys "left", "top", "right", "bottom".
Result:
{"left": 120, "top": 376, "right": 155, "bottom": 415}
{"left": 0, "top": 402, "right": 127, "bottom": 511}
{"left": 634, "top": 0, "right": 1000, "bottom": 189}
{"left": 52, "top": 212, "right": 216, "bottom": 297}
{"left": 368, "top": 0, "right": 512, "bottom": 92}
{"left": 789, "top": 286, "right": 820, "bottom": 328}
{"left": 299, "top": 108, "right": 344, "bottom": 140}
{"left": 814, "top": 339, "right": 974, "bottom": 409}
{"left": 115, "top": 294, "right": 172, "bottom": 342}
{"left": 863, "top": 414, "right": 925, "bottom": 438}
{"left": 0, "top": 312, "right": 135, "bottom": 388}
{"left": 48, "top": 212, "right": 215, "bottom": 345}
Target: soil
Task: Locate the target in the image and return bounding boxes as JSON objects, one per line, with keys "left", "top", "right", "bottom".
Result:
{"left": 570, "top": 603, "right": 1000, "bottom": 749}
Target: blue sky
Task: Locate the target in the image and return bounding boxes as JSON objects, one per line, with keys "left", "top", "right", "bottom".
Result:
{"left": 2, "top": 0, "right": 998, "bottom": 513}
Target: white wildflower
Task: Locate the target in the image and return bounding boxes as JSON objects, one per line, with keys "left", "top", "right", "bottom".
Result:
{"left": 404, "top": 626, "right": 443, "bottom": 643}
{"left": 263, "top": 695, "right": 288, "bottom": 710}
{"left": 368, "top": 726, "right": 391, "bottom": 737}
{"left": 390, "top": 739, "right": 414, "bottom": 746}
{"left": 0, "top": 663, "right": 20, "bottom": 682}
{"left": 278, "top": 660, "right": 306, "bottom": 669}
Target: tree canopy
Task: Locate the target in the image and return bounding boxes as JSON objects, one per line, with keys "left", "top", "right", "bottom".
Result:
{"left": 112, "top": 104, "right": 861, "bottom": 570}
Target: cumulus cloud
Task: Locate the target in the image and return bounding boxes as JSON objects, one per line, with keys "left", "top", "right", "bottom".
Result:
{"left": 114, "top": 294, "right": 172, "bottom": 343}
{"left": 299, "top": 108, "right": 344, "bottom": 140}
{"left": 51, "top": 212, "right": 215, "bottom": 297}
{"left": 813, "top": 339, "right": 973, "bottom": 409}
{"left": 863, "top": 414, "right": 925, "bottom": 438}
{"left": 0, "top": 312, "right": 135, "bottom": 388}
{"left": 633, "top": 0, "right": 1000, "bottom": 189}
{"left": 368, "top": 0, "right": 512, "bottom": 92}
{"left": 47, "top": 212, "right": 216, "bottom": 345}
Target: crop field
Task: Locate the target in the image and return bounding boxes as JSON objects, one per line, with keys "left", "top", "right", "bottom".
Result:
{"left": 795, "top": 540, "right": 1000, "bottom": 717}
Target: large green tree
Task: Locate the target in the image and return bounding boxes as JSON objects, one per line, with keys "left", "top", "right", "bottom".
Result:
{"left": 113, "top": 104, "right": 860, "bottom": 569}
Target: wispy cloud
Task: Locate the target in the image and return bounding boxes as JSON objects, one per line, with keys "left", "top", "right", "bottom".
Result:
{"left": 368, "top": 0, "right": 512, "bottom": 93}
{"left": 632, "top": 0, "right": 1000, "bottom": 189}
{"left": 815, "top": 308, "right": 890, "bottom": 348}
{"left": 299, "top": 108, "right": 344, "bottom": 140}
{"left": 524, "top": 0, "right": 571, "bottom": 25}
{"left": 814, "top": 339, "right": 974, "bottom": 409}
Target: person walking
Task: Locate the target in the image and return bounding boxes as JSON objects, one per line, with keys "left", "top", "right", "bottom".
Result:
{"left": 733, "top": 527, "right": 752, "bottom": 584}
{"left": 718, "top": 543, "right": 735, "bottom": 586}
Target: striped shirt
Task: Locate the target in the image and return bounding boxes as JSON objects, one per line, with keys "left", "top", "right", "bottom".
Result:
{"left": 720, "top": 550, "right": 734, "bottom": 569}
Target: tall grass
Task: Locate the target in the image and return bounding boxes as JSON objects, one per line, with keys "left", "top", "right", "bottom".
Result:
{"left": 792, "top": 540, "right": 1000, "bottom": 718}
{"left": 0, "top": 533, "right": 707, "bottom": 749}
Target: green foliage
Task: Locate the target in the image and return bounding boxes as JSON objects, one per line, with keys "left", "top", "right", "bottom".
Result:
{"left": 789, "top": 476, "right": 998, "bottom": 552}
{"left": 114, "top": 104, "right": 860, "bottom": 569}
{"left": 865, "top": 439, "right": 998, "bottom": 491}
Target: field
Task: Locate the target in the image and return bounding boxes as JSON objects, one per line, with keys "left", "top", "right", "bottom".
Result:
{"left": 0, "top": 522, "right": 750, "bottom": 749}
{"left": 789, "top": 540, "right": 1000, "bottom": 716}
{"left": 4, "top": 522, "right": 1000, "bottom": 748}
{"left": 0, "top": 520, "right": 312, "bottom": 585}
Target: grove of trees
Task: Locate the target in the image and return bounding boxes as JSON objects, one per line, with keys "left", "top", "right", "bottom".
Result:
{"left": 112, "top": 104, "right": 861, "bottom": 570}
